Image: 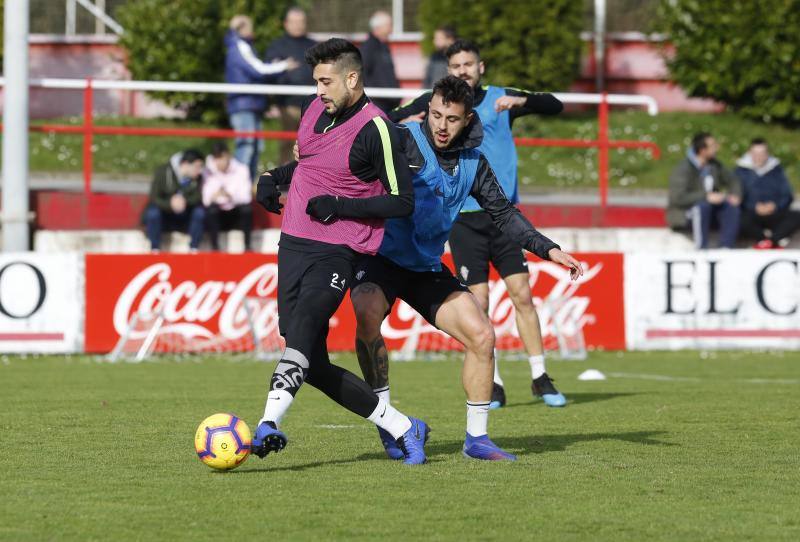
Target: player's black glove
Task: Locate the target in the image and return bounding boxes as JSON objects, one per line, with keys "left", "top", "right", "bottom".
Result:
{"left": 306, "top": 195, "right": 340, "bottom": 224}
{"left": 256, "top": 174, "right": 283, "bottom": 215}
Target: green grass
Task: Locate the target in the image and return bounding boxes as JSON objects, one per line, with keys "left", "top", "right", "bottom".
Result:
{"left": 15, "top": 111, "right": 800, "bottom": 192}
{"left": 2, "top": 351, "right": 799, "bottom": 541}
{"left": 515, "top": 110, "right": 800, "bottom": 192}
{"left": 23, "top": 117, "right": 284, "bottom": 178}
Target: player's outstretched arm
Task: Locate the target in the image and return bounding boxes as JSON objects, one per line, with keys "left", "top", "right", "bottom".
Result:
{"left": 470, "top": 156, "right": 583, "bottom": 279}
{"left": 497, "top": 88, "right": 563, "bottom": 122}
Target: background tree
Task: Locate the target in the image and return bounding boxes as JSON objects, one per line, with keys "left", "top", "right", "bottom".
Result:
{"left": 117, "top": 0, "right": 306, "bottom": 123}
{"left": 659, "top": 0, "right": 800, "bottom": 124}
{"left": 418, "top": 0, "right": 583, "bottom": 92}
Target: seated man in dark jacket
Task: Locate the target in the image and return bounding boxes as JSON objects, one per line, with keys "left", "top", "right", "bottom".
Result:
{"left": 735, "top": 138, "right": 800, "bottom": 248}
{"left": 142, "top": 149, "right": 206, "bottom": 252}
{"left": 667, "top": 132, "right": 741, "bottom": 249}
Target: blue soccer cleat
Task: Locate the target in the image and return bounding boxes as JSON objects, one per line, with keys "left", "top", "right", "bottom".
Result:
{"left": 396, "top": 417, "right": 430, "bottom": 465}
{"left": 251, "top": 421, "right": 288, "bottom": 458}
{"left": 532, "top": 373, "right": 567, "bottom": 407}
{"left": 462, "top": 433, "right": 517, "bottom": 461}
{"left": 489, "top": 383, "right": 506, "bottom": 410}
{"left": 377, "top": 427, "right": 404, "bottom": 460}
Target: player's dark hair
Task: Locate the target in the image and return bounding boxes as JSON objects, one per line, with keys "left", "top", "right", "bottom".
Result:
{"left": 180, "top": 149, "right": 204, "bottom": 164}
{"left": 211, "top": 141, "right": 230, "bottom": 158}
{"left": 445, "top": 39, "right": 480, "bottom": 60}
{"left": 691, "top": 132, "right": 712, "bottom": 154}
{"left": 305, "top": 38, "right": 362, "bottom": 75}
{"left": 432, "top": 75, "right": 474, "bottom": 115}
{"left": 750, "top": 137, "right": 768, "bottom": 147}
{"left": 436, "top": 25, "right": 457, "bottom": 40}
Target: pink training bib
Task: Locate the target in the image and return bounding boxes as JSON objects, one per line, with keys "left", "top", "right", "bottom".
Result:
{"left": 281, "top": 97, "right": 388, "bottom": 255}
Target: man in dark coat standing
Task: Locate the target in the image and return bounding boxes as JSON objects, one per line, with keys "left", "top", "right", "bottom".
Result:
{"left": 265, "top": 7, "right": 317, "bottom": 164}
{"left": 359, "top": 10, "right": 400, "bottom": 113}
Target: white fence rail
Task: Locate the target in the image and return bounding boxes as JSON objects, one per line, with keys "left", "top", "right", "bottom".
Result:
{"left": 0, "top": 77, "right": 659, "bottom": 115}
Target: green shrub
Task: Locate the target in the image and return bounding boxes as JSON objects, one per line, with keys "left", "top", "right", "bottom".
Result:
{"left": 418, "top": 0, "right": 583, "bottom": 91}
{"left": 659, "top": 0, "right": 800, "bottom": 124}
{"left": 117, "top": 0, "right": 304, "bottom": 123}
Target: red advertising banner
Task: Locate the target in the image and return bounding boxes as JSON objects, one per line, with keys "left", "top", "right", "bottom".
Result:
{"left": 85, "top": 253, "right": 625, "bottom": 353}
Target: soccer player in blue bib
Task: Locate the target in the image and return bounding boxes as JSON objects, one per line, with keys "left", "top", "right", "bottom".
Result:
{"left": 389, "top": 40, "right": 567, "bottom": 409}
{"left": 349, "top": 76, "right": 582, "bottom": 461}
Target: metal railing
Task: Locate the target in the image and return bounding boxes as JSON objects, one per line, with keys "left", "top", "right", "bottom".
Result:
{"left": 3, "top": 77, "right": 661, "bottom": 207}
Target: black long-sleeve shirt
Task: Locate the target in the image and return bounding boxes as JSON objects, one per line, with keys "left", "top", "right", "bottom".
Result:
{"left": 388, "top": 84, "right": 563, "bottom": 126}
{"left": 269, "top": 93, "right": 413, "bottom": 220}
{"left": 400, "top": 115, "right": 558, "bottom": 260}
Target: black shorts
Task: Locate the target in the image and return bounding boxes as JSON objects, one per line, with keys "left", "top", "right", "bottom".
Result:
{"left": 277, "top": 234, "right": 356, "bottom": 337}
{"left": 449, "top": 211, "right": 528, "bottom": 286}
{"left": 352, "top": 254, "right": 468, "bottom": 325}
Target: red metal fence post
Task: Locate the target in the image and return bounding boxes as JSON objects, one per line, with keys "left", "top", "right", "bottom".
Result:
{"left": 598, "top": 92, "right": 609, "bottom": 208}
{"left": 83, "top": 79, "right": 94, "bottom": 196}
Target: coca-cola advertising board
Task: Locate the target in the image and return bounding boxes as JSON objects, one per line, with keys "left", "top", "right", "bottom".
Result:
{"left": 84, "top": 253, "right": 625, "bottom": 354}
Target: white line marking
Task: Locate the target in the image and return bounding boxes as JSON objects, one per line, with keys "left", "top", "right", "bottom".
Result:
{"left": 740, "top": 378, "right": 800, "bottom": 385}
{"left": 607, "top": 372, "right": 800, "bottom": 385}
{"left": 607, "top": 372, "right": 701, "bottom": 382}
{"left": 315, "top": 424, "right": 359, "bottom": 429}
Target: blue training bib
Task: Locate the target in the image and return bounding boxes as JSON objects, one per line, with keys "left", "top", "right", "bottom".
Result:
{"left": 379, "top": 122, "right": 480, "bottom": 272}
{"left": 460, "top": 85, "right": 518, "bottom": 212}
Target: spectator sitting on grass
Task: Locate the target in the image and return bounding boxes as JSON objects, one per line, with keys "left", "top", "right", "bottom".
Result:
{"left": 202, "top": 142, "right": 254, "bottom": 252}
{"left": 143, "top": 149, "right": 205, "bottom": 252}
{"left": 667, "top": 132, "right": 741, "bottom": 249}
{"left": 735, "top": 138, "right": 800, "bottom": 249}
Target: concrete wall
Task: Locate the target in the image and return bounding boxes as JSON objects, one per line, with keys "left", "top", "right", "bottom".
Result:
{"left": 34, "top": 227, "right": 697, "bottom": 254}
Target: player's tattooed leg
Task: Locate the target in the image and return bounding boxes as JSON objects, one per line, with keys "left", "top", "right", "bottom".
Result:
{"left": 356, "top": 335, "right": 389, "bottom": 389}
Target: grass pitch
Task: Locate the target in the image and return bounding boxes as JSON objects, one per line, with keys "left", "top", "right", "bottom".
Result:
{"left": 1, "top": 351, "right": 798, "bottom": 541}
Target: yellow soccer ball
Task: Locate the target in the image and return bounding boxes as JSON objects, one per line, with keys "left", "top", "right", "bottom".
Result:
{"left": 194, "top": 413, "right": 252, "bottom": 470}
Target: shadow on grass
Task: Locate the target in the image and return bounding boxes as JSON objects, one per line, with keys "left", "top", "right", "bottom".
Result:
{"left": 228, "top": 430, "right": 673, "bottom": 473}
{"left": 502, "top": 392, "right": 640, "bottom": 409}
{"left": 422, "top": 430, "right": 675, "bottom": 457}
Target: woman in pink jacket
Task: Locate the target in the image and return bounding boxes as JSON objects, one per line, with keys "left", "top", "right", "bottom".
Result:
{"left": 202, "top": 142, "right": 254, "bottom": 251}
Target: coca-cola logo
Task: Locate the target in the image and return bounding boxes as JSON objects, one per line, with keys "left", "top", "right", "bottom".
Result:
{"left": 113, "top": 263, "right": 280, "bottom": 342}
{"left": 381, "top": 261, "right": 602, "bottom": 349}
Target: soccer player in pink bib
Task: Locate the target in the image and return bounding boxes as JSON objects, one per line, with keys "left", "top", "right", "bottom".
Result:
{"left": 251, "top": 39, "right": 429, "bottom": 465}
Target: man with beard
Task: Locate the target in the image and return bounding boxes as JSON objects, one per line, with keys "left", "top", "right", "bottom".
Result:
{"left": 252, "top": 39, "right": 429, "bottom": 465}
{"left": 347, "top": 76, "right": 582, "bottom": 461}
{"left": 388, "top": 40, "right": 567, "bottom": 409}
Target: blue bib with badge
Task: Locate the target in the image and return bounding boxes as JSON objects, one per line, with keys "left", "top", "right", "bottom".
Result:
{"left": 379, "top": 122, "right": 479, "bottom": 272}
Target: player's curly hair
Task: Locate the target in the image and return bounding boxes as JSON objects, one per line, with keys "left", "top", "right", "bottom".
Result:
{"left": 305, "top": 38, "right": 362, "bottom": 75}
{"left": 432, "top": 75, "right": 474, "bottom": 114}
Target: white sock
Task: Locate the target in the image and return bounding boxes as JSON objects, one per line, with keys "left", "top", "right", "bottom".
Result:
{"left": 367, "top": 398, "right": 412, "bottom": 439}
{"left": 466, "top": 401, "right": 489, "bottom": 437}
{"left": 373, "top": 386, "right": 390, "bottom": 404}
{"left": 529, "top": 354, "right": 546, "bottom": 380}
{"left": 493, "top": 355, "right": 505, "bottom": 387}
{"left": 259, "top": 389, "right": 294, "bottom": 427}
